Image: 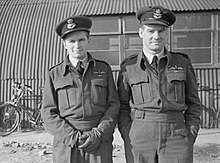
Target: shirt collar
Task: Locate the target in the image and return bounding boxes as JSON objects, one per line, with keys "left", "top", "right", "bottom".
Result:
{"left": 143, "top": 48, "right": 165, "bottom": 64}
{"left": 68, "top": 55, "right": 88, "bottom": 68}
{"left": 62, "top": 52, "right": 95, "bottom": 76}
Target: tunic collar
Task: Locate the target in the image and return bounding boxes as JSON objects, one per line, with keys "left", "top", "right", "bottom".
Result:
{"left": 137, "top": 48, "right": 170, "bottom": 70}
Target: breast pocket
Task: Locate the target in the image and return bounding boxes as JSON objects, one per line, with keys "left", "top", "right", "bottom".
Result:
{"left": 130, "top": 76, "right": 152, "bottom": 104}
{"left": 91, "top": 79, "right": 107, "bottom": 106}
{"left": 54, "top": 80, "right": 79, "bottom": 111}
{"left": 166, "top": 70, "right": 186, "bottom": 103}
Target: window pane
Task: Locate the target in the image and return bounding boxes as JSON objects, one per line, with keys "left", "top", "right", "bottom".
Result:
{"left": 89, "top": 36, "right": 119, "bottom": 50}
{"left": 90, "top": 16, "right": 119, "bottom": 33}
{"left": 89, "top": 51, "right": 119, "bottom": 65}
{"left": 174, "top": 13, "right": 211, "bottom": 29}
{"left": 124, "top": 15, "right": 139, "bottom": 32}
{"left": 123, "top": 34, "right": 141, "bottom": 60}
{"left": 125, "top": 34, "right": 142, "bottom": 49}
{"left": 173, "top": 31, "right": 211, "bottom": 48}
{"left": 124, "top": 49, "right": 140, "bottom": 59}
{"left": 173, "top": 49, "right": 211, "bottom": 64}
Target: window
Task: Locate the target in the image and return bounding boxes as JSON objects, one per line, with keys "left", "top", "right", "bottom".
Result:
{"left": 88, "top": 35, "right": 119, "bottom": 65}
{"left": 172, "top": 13, "right": 212, "bottom": 64}
{"left": 124, "top": 15, "right": 139, "bottom": 32}
{"left": 88, "top": 12, "right": 218, "bottom": 67}
{"left": 88, "top": 16, "right": 120, "bottom": 66}
{"left": 123, "top": 16, "right": 142, "bottom": 58}
{"left": 90, "top": 16, "right": 120, "bottom": 33}
{"left": 124, "top": 34, "right": 142, "bottom": 58}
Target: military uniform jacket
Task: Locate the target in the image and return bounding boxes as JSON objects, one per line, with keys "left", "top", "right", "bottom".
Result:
{"left": 117, "top": 49, "right": 201, "bottom": 138}
{"left": 41, "top": 53, "right": 120, "bottom": 162}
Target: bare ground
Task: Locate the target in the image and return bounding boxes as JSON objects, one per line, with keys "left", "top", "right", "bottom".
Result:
{"left": 0, "top": 128, "right": 220, "bottom": 163}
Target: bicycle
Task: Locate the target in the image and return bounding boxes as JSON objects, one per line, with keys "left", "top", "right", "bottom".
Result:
{"left": 0, "top": 81, "right": 44, "bottom": 136}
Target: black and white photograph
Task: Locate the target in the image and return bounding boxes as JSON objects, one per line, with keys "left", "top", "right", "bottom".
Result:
{"left": 0, "top": 0, "right": 220, "bottom": 163}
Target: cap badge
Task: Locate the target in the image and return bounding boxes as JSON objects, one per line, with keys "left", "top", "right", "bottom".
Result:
{"left": 67, "top": 19, "right": 76, "bottom": 29}
{"left": 153, "top": 9, "right": 162, "bottom": 19}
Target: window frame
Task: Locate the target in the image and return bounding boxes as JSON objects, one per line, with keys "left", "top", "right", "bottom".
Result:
{"left": 171, "top": 12, "right": 214, "bottom": 67}
{"left": 88, "top": 16, "right": 122, "bottom": 68}
{"left": 87, "top": 12, "right": 220, "bottom": 68}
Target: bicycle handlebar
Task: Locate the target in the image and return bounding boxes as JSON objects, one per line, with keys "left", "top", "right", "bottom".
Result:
{"left": 12, "top": 81, "right": 33, "bottom": 93}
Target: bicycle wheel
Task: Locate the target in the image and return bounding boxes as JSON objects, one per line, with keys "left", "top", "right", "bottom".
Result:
{"left": 0, "top": 103, "right": 20, "bottom": 136}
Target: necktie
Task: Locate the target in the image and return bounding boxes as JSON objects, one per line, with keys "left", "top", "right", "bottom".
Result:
{"left": 151, "top": 56, "right": 158, "bottom": 70}
{"left": 76, "top": 61, "right": 84, "bottom": 74}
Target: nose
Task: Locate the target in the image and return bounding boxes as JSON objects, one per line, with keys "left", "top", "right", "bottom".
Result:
{"left": 74, "top": 41, "right": 80, "bottom": 47}
{"left": 153, "top": 31, "right": 160, "bottom": 39}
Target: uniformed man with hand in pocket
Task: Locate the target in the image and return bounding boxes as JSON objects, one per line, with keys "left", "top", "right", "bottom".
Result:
{"left": 117, "top": 5, "right": 201, "bottom": 163}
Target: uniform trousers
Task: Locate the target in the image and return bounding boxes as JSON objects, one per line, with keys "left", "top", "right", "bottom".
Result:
{"left": 124, "top": 111, "right": 194, "bottom": 163}
{"left": 53, "top": 136, "right": 113, "bottom": 163}
{"left": 71, "top": 139, "right": 113, "bottom": 163}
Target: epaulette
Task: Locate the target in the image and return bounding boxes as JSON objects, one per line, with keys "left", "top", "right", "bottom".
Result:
{"left": 121, "top": 54, "right": 138, "bottom": 65}
{"left": 171, "top": 51, "right": 189, "bottom": 59}
{"left": 49, "top": 60, "right": 64, "bottom": 71}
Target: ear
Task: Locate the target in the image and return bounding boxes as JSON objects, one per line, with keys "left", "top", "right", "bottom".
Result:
{"left": 139, "top": 28, "right": 144, "bottom": 38}
{"left": 62, "top": 40, "right": 67, "bottom": 49}
{"left": 88, "top": 37, "right": 91, "bottom": 44}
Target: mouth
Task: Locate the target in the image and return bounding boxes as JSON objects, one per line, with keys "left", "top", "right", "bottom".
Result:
{"left": 151, "top": 41, "right": 162, "bottom": 45}
{"left": 73, "top": 49, "right": 81, "bottom": 53}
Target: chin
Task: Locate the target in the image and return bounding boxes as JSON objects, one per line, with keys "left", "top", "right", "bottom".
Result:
{"left": 151, "top": 47, "right": 160, "bottom": 51}
{"left": 69, "top": 53, "right": 80, "bottom": 58}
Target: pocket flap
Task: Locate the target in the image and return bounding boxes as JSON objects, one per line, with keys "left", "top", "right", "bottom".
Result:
{"left": 54, "top": 80, "right": 73, "bottom": 90}
{"left": 130, "top": 75, "right": 149, "bottom": 85}
{"left": 91, "top": 79, "right": 107, "bottom": 87}
{"left": 166, "top": 70, "right": 186, "bottom": 82}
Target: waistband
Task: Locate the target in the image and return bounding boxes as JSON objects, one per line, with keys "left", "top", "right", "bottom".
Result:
{"left": 133, "top": 110, "right": 185, "bottom": 122}
{"left": 66, "top": 118, "right": 100, "bottom": 131}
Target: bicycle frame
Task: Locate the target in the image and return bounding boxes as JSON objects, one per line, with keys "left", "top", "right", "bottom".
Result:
{"left": 8, "top": 101, "right": 40, "bottom": 125}
{"left": 3, "top": 82, "right": 43, "bottom": 127}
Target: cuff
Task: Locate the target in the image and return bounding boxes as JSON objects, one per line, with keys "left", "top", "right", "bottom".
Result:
{"left": 92, "top": 128, "right": 102, "bottom": 141}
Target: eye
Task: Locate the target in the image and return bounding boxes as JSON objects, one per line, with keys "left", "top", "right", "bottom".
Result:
{"left": 66, "top": 40, "right": 75, "bottom": 43}
{"left": 79, "top": 38, "right": 86, "bottom": 42}
{"left": 159, "top": 28, "right": 167, "bottom": 34}
{"left": 147, "top": 29, "right": 154, "bottom": 34}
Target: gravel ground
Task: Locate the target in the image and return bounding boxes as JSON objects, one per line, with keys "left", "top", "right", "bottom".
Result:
{"left": 0, "top": 128, "right": 220, "bottom": 163}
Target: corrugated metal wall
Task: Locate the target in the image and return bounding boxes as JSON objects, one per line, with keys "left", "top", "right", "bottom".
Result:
{"left": 0, "top": 0, "right": 79, "bottom": 102}
{"left": 74, "top": 0, "right": 220, "bottom": 16}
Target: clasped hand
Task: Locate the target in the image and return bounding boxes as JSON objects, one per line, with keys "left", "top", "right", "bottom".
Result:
{"left": 78, "top": 128, "right": 102, "bottom": 152}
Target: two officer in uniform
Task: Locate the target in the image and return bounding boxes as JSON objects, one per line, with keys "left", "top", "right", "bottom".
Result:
{"left": 41, "top": 4, "right": 201, "bottom": 163}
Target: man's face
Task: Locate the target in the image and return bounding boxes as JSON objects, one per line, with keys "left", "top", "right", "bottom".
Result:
{"left": 63, "top": 31, "right": 90, "bottom": 60}
{"left": 139, "top": 24, "right": 168, "bottom": 54}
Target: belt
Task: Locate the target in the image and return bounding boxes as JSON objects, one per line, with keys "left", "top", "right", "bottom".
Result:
{"left": 133, "top": 109, "right": 185, "bottom": 122}
{"left": 66, "top": 118, "right": 100, "bottom": 131}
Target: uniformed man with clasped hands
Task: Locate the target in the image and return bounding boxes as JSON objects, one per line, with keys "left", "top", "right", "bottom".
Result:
{"left": 117, "top": 5, "right": 201, "bottom": 163}
{"left": 41, "top": 15, "right": 120, "bottom": 163}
